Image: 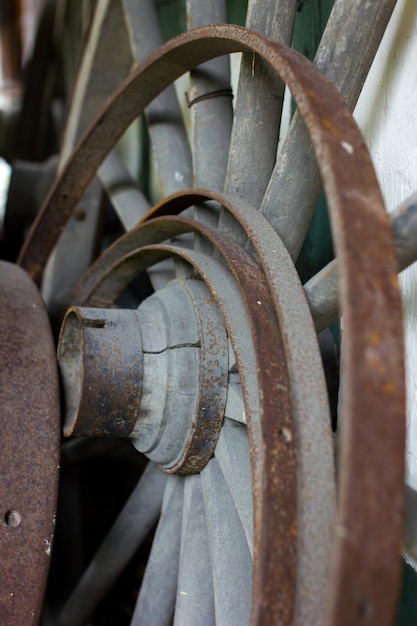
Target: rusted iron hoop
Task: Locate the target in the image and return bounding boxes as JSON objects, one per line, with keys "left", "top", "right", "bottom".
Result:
{"left": 0, "top": 261, "right": 60, "bottom": 626}
{"left": 74, "top": 230, "right": 298, "bottom": 624}
{"left": 17, "top": 23, "right": 405, "bottom": 625}
{"left": 71, "top": 190, "right": 335, "bottom": 623}
{"left": 71, "top": 188, "right": 336, "bottom": 624}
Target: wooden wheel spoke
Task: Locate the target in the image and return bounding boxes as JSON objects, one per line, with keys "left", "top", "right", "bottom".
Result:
{"left": 98, "top": 150, "right": 151, "bottom": 230}
{"left": 214, "top": 421, "right": 254, "bottom": 556}
{"left": 305, "top": 190, "right": 417, "bottom": 333}
{"left": 186, "top": 0, "right": 232, "bottom": 193}
{"left": 131, "top": 476, "right": 184, "bottom": 625}
{"left": 260, "top": 0, "right": 400, "bottom": 261}
{"left": 218, "top": 0, "right": 297, "bottom": 241}
{"left": 223, "top": 0, "right": 297, "bottom": 206}
{"left": 41, "top": 0, "right": 133, "bottom": 312}
{"left": 174, "top": 475, "right": 216, "bottom": 626}
{"left": 201, "top": 458, "right": 253, "bottom": 626}
{"left": 122, "top": 0, "right": 192, "bottom": 196}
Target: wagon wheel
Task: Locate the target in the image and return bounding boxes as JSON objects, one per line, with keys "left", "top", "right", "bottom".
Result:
{"left": 3, "top": 0, "right": 407, "bottom": 624}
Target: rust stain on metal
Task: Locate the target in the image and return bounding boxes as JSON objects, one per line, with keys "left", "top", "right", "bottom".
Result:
{"left": 163, "top": 281, "right": 229, "bottom": 476}
{"left": 58, "top": 307, "right": 143, "bottom": 438}
{"left": 69, "top": 195, "right": 298, "bottom": 624}
{"left": 69, "top": 173, "right": 404, "bottom": 625}
{"left": 69, "top": 178, "right": 404, "bottom": 624}
{"left": 15, "top": 20, "right": 406, "bottom": 625}
{"left": 0, "top": 261, "right": 60, "bottom": 625}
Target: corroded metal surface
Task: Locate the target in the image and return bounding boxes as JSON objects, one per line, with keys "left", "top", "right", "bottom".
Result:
{"left": 162, "top": 280, "right": 229, "bottom": 475}
{"left": 0, "top": 261, "right": 60, "bottom": 625}
{"left": 70, "top": 218, "right": 298, "bottom": 623}
{"left": 58, "top": 306, "right": 143, "bottom": 437}
{"left": 59, "top": 281, "right": 229, "bottom": 476}
{"left": 71, "top": 187, "right": 335, "bottom": 623}
{"left": 16, "top": 21, "right": 405, "bottom": 626}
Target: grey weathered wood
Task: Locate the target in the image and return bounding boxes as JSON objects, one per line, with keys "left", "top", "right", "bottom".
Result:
{"left": 305, "top": 190, "right": 417, "bottom": 333}
{"left": 98, "top": 150, "right": 151, "bottom": 230}
{"left": 201, "top": 457, "right": 252, "bottom": 626}
{"left": 121, "top": 0, "right": 192, "bottom": 196}
{"left": 186, "top": 0, "right": 232, "bottom": 253}
{"left": 391, "top": 191, "right": 417, "bottom": 272}
{"left": 304, "top": 258, "right": 339, "bottom": 333}
{"left": 404, "top": 485, "right": 417, "bottom": 561}
{"left": 224, "top": 373, "right": 246, "bottom": 424}
{"left": 218, "top": 0, "right": 297, "bottom": 245}
{"left": 174, "top": 475, "right": 216, "bottom": 626}
{"left": 122, "top": 0, "right": 193, "bottom": 285}
{"left": 214, "top": 420, "right": 254, "bottom": 556}
{"left": 260, "top": 0, "right": 399, "bottom": 261}
{"left": 59, "top": 0, "right": 132, "bottom": 169}
{"left": 132, "top": 283, "right": 200, "bottom": 467}
{"left": 42, "top": 177, "right": 102, "bottom": 319}
{"left": 43, "top": 0, "right": 133, "bottom": 314}
{"left": 131, "top": 476, "right": 184, "bottom": 625}
{"left": 186, "top": 0, "right": 232, "bottom": 192}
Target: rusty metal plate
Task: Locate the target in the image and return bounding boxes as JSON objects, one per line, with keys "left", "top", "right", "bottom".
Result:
{"left": 0, "top": 261, "right": 60, "bottom": 625}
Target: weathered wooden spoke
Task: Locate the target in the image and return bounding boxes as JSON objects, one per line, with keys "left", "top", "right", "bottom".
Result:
{"left": 2, "top": 1, "right": 409, "bottom": 624}
{"left": 130, "top": 476, "right": 184, "bottom": 625}
{"left": 174, "top": 474, "right": 216, "bottom": 626}
{"left": 260, "top": 0, "right": 400, "bottom": 260}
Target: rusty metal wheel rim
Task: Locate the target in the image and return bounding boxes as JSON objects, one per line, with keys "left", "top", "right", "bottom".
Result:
{"left": 13, "top": 18, "right": 405, "bottom": 626}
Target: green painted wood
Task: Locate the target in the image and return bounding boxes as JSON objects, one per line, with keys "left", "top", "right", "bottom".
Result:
{"left": 227, "top": 0, "right": 248, "bottom": 25}
{"left": 292, "top": 0, "right": 334, "bottom": 62}
{"left": 292, "top": 0, "right": 335, "bottom": 285}
{"left": 398, "top": 561, "right": 417, "bottom": 625}
{"left": 155, "top": 0, "right": 186, "bottom": 40}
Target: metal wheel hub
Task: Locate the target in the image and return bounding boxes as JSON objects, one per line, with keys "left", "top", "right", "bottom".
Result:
{"left": 58, "top": 279, "right": 228, "bottom": 474}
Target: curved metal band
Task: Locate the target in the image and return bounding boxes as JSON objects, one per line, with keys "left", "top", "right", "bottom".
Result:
{"left": 72, "top": 187, "right": 336, "bottom": 624}
{"left": 77, "top": 225, "right": 298, "bottom": 624}
{"left": 18, "top": 23, "right": 405, "bottom": 625}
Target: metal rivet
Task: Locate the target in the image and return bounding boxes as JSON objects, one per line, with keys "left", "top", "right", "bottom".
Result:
{"left": 5, "top": 510, "right": 22, "bottom": 528}
{"left": 357, "top": 599, "right": 373, "bottom": 621}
